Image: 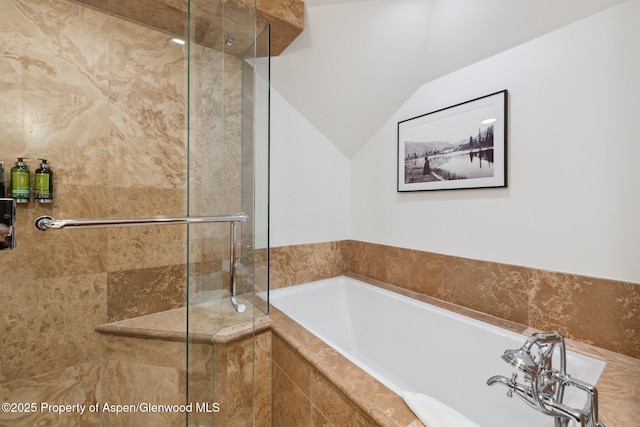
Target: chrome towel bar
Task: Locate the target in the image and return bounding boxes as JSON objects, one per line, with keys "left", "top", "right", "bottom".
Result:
{"left": 34, "top": 213, "right": 248, "bottom": 231}
{"left": 34, "top": 213, "right": 249, "bottom": 313}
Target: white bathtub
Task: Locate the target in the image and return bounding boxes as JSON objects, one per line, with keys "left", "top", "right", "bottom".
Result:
{"left": 269, "top": 276, "right": 606, "bottom": 427}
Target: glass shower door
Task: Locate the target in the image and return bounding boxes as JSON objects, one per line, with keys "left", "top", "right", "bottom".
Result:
{"left": 186, "top": 1, "right": 269, "bottom": 425}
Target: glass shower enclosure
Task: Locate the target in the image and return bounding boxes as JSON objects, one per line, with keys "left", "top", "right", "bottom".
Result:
{"left": 186, "top": 2, "right": 270, "bottom": 426}
{"left": 0, "top": 0, "right": 269, "bottom": 426}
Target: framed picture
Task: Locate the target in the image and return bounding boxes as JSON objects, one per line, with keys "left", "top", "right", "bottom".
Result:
{"left": 397, "top": 90, "right": 508, "bottom": 192}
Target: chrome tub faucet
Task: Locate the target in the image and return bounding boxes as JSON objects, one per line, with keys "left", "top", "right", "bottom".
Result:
{"left": 487, "top": 332, "right": 605, "bottom": 427}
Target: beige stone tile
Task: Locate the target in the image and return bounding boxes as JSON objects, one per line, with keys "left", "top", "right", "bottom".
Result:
{"left": 271, "top": 362, "right": 312, "bottom": 426}
{"left": 187, "top": 224, "right": 232, "bottom": 266}
{"left": 0, "top": 274, "right": 107, "bottom": 383}
{"left": 0, "top": 361, "right": 101, "bottom": 427}
{"left": 107, "top": 101, "right": 187, "bottom": 190}
{"left": 269, "top": 241, "right": 349, "bottom": 289}
{"left": 0, "top": 84, "right": 25, "bottom": 150}
{"left": 226, "top": 335, "right": 254, "bottom": 373}
{"left": 529, "top": 272, "right": 640, "bottom": 358}
{"left": 187, "top": 342, "right": 216, "bottom": 374}
{"left": 100, "top": 335, "right": 185, "bottom": 368}
{"left": 443, "top": 255, "right": 531, "bottom": 325}
{"left": 387, "top": 246, "right": 443, "bottom": 298}
{"left": 256, "top": 0, "right": 304, "bottom": 56}
{"left": 0, "top": 0, "right": 110, "bottom": 99}
{"left": 190, "top": 0, "right": 224, "bottom": 53}
{"left": 106, "top": 0, "right": 188, "bottom": 40}
{"left": 107, "top": 15, "right": 187, "bottom": 112}
{"left": 97, "top": 301, "right": 258, "bottom": 342}
{"left": 189, "top": 44, "right": 224, "bottom": 120}
{"left": 595, "top": 352, "right": 640, "bottom": 426}
{"left": 254, "top": 330, "right": 271, "bottom": 365}
{"left": 99, "top": 359, "right": 181, "bottom": 426}
{"left": 272, "top": 334, "right": 313, "bottom": 397}
{"left": 310, "top": 407, "right": 333, "bottom": 427}
{"left": 225, "top": 367, "right": 254, "bottom": 426}
{"left": 103, "top": 188, "right": 187, "bottom": 272}
{"left": 349, "top": 240, "right": 389, "bottom": 283}
{"left": 211, "top": 345, "right": 229, "bottom": 426}
{"left": 107, "top": 264, "right": 186, "bottom": 321}
{"left": 188, "top": 117, "right": 228, "bottom": 215}
{"left": 185, "top": 368, "right": 215, "bottom": 426}
{"left": 0, "top": 85, "right": 110, "bottom": 188}
{"left": 184, "top": 343, "right": 216, "bottom": 427}
{"left": 309, "top": 370, "right": 377, "bottom": 427}
{"left": 97, "top": 306, "right": 186, "bottom": 339}
{"left": 188, "top": 260, "right": 225, "bottom": 297}
{"left": 253, "top": 358, "right": 272, "bottom": 427}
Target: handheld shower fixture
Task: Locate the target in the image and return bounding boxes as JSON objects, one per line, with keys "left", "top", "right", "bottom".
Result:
{"left": 487, "top": 332, "right": 605, "bottom": 427}
{"left": 502, "top": 347, "right": 540, "bottom": 376}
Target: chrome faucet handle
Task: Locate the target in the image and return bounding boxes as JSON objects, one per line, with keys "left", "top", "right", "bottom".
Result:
{"left": 506, "top": 373, "right": 518, "bottom": 398}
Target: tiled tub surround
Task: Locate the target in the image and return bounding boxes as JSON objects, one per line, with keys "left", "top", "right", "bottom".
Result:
{"left": 270, "top": 274, "right": 640, "bottom": 427}
{"left": 270, "top": 240, "right": 640, "bottom": 359}
{"left": 269, "top": 240, "right": 639, "bottom": 425}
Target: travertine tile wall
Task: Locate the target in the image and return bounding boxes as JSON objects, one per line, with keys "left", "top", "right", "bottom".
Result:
{"left": 269, "top": 241, "right": 350, "bottom": 289}
{"left": 0, "top": 0, "right": 187, "bottom": 376}
{"left": 270, "top": 240, "right": 640, "bottom": 359}
{"left": 0, "top": 0, "right": 247, "bottom": 424}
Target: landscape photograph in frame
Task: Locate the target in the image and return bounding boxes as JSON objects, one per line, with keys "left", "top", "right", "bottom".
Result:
{"left": 398, "top": 90, "right": 508, "bottom": 192}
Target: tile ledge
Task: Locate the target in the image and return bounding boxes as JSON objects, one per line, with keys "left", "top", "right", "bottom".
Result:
{"left": 95, "top": 308, "right": 270, "bottom": 345}
{"left": 346, "top": 272, "right": 529, "bottom": 335}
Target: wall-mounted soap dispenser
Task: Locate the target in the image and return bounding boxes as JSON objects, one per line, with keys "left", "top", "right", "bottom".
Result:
{"left": 0, "top": 198, "right": 16, "bottom": 250}
{"left": 34, "top": 159, "right": 53, "bottom": 203}
{"left": 10, "top": 157, "right": 30, "bottom": 203}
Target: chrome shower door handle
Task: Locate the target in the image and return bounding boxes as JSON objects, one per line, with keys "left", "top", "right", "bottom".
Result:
{"left": 0, "top": 198, "right": 16, "bottom": 250}
{"left": 229, "top": 220, "right": 246, "bottom": 313}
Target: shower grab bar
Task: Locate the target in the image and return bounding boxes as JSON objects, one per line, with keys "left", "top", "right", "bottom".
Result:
{"left": 34, "top": 213, "right": 248, "bottom": 230}
{"left": 34, "top": 213, "right": 249, "bottom": 313}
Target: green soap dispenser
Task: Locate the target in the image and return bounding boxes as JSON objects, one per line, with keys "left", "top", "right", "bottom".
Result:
{"left": 34, "top": 158, "right": 53, "bottom": 203}
{"left": 10, "top": 157, "right": 30, "bottom": 203}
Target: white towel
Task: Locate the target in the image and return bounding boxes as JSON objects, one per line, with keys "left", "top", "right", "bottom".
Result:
{"left": 402, "top": 391, "right": 483, "bottom": 427}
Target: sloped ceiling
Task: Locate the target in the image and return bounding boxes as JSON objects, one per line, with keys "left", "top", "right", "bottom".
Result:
{"left": 270, "top": 0, "right": 627, "bottom": 158}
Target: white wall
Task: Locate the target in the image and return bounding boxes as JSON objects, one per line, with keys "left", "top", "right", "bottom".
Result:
{"left": 351, "top": 0, "right": 640, "bottom": 283}
{"left": 269, "top": 89, "right": 351, "bottom": 246}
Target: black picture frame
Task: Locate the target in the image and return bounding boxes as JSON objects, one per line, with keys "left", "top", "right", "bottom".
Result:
{"left": 397, "top": 90, "right": 508, "bottom": 192}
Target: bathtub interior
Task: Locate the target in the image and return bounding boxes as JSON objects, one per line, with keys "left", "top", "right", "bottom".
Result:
{"left": 269, "top": 276, "right": 607, "bottom": 427}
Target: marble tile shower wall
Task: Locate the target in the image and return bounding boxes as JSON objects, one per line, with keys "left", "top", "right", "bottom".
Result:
{"left": 0, "top": 0, "right": 242, "bottom": 419}
{"left": 269, "top": 240, "right": 640, "bottom": 359}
